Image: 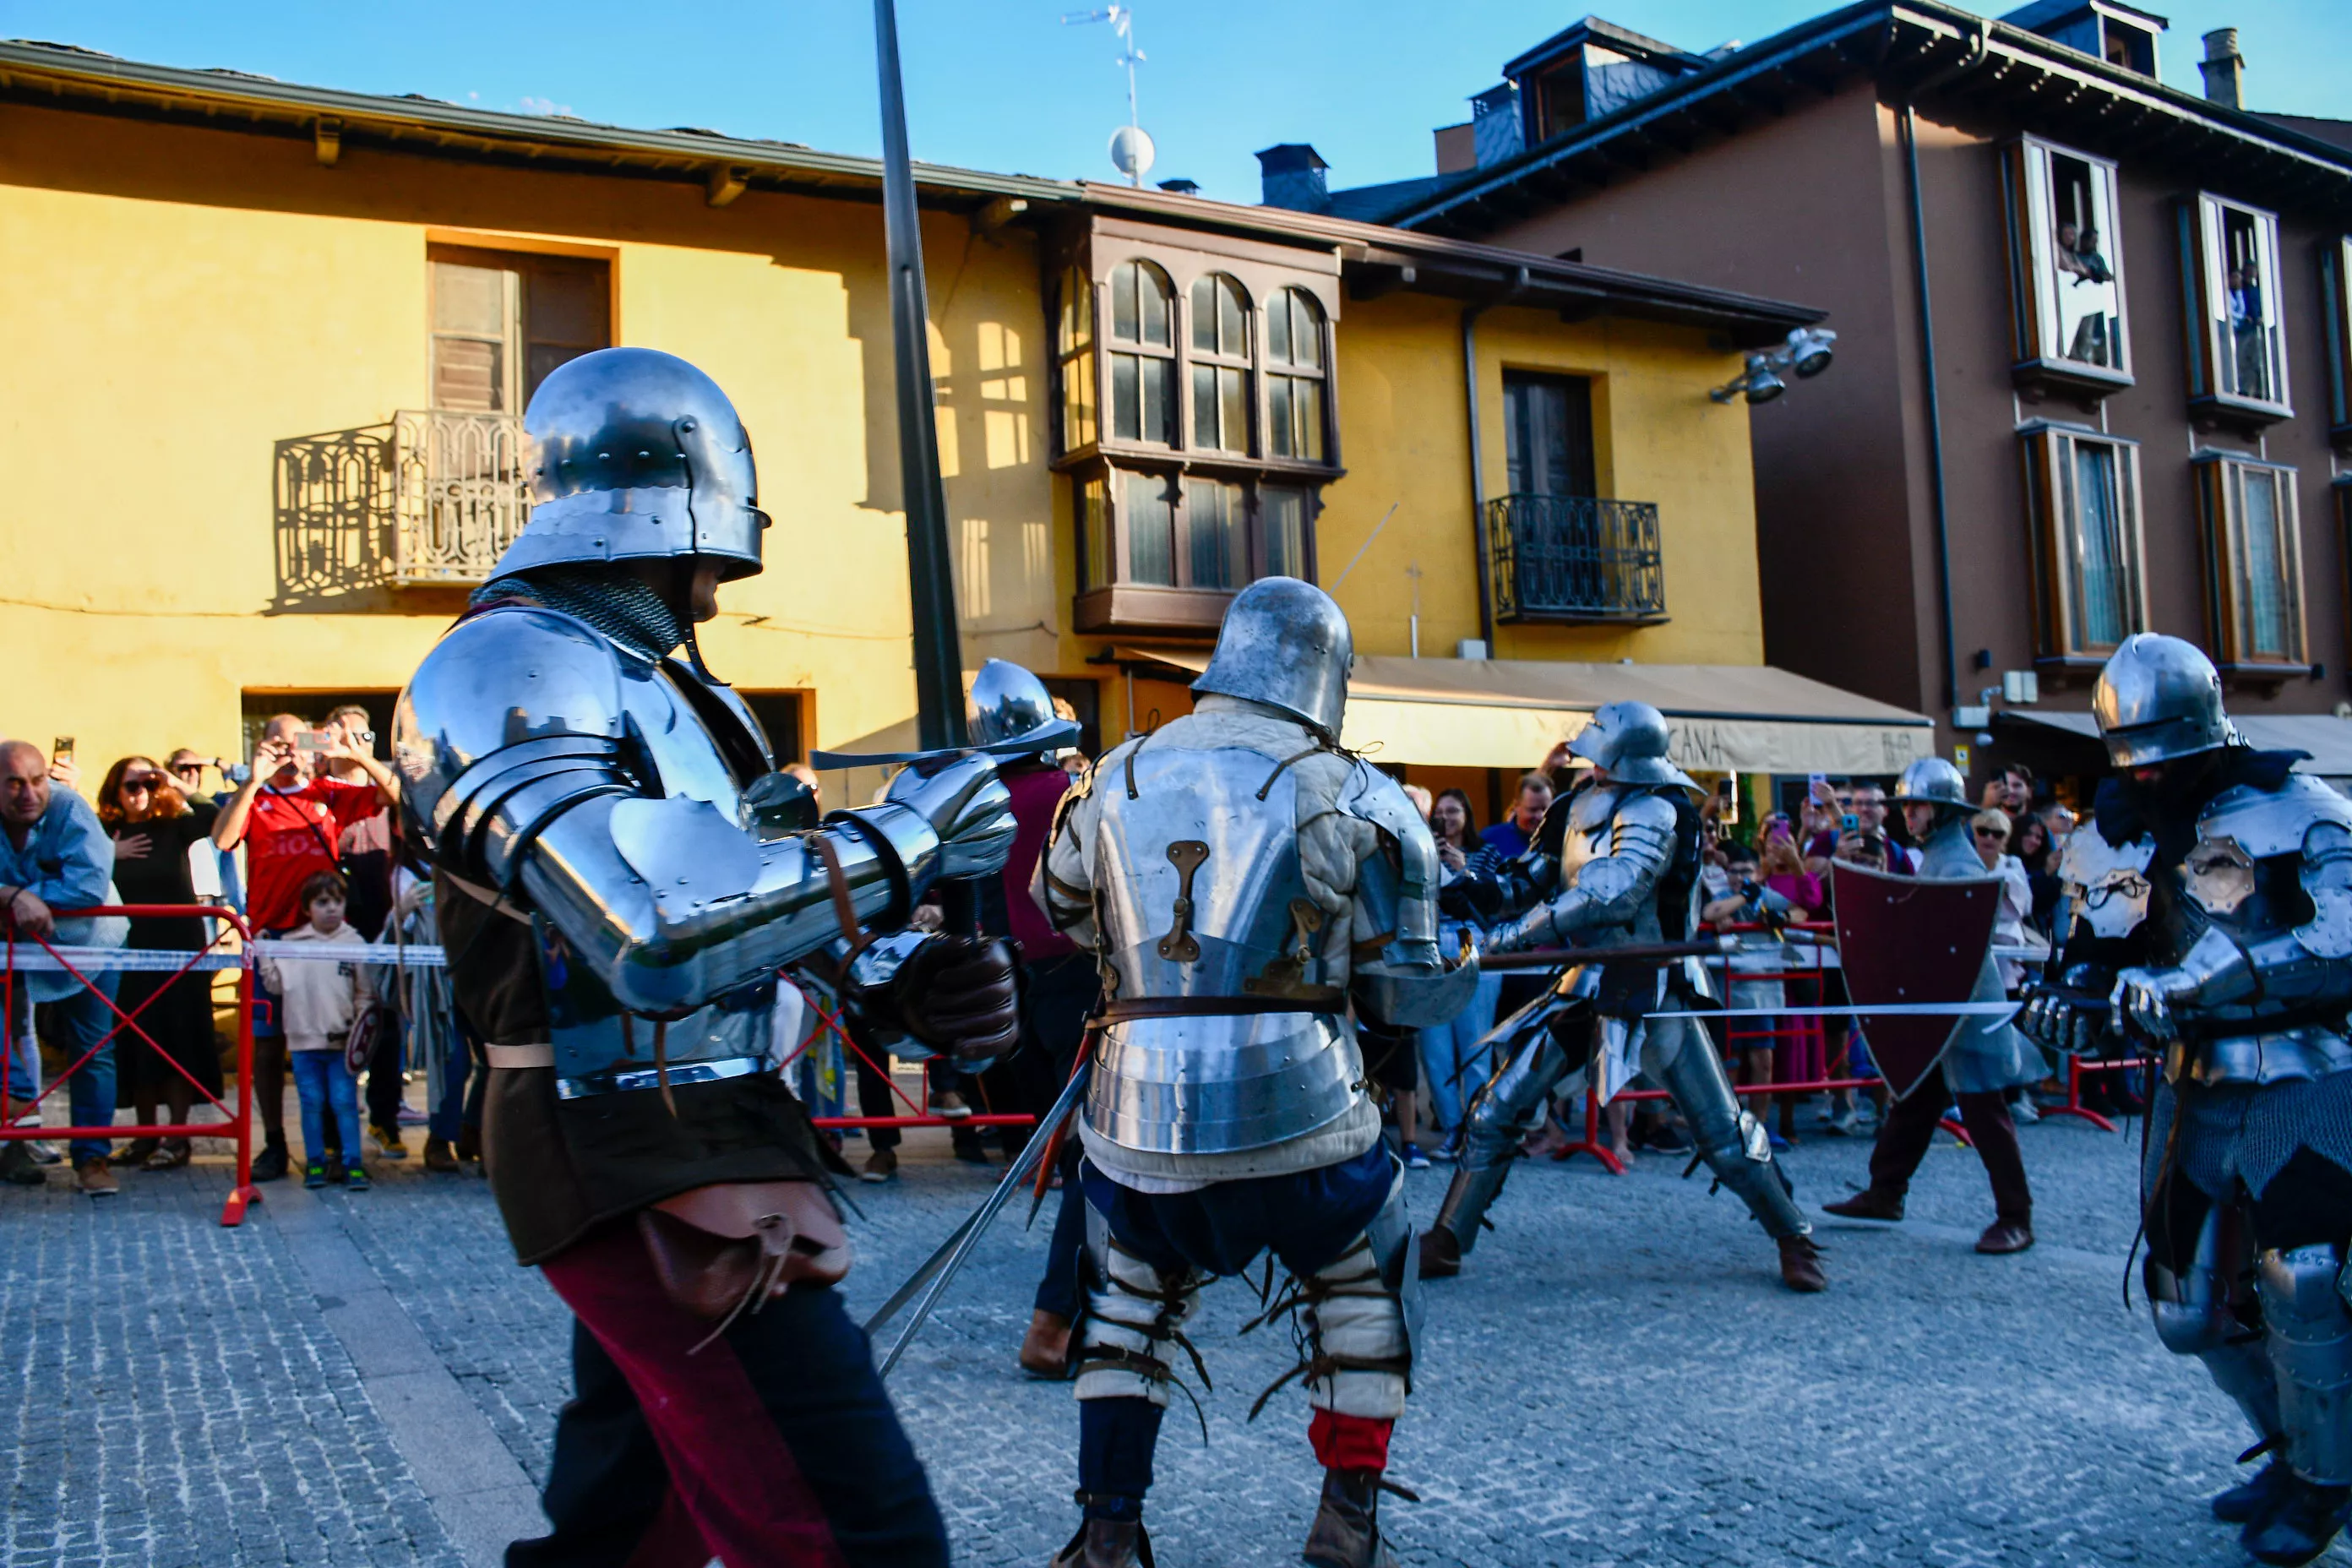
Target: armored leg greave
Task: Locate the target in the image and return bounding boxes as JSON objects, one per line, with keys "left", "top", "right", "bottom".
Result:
{"left": 2146, "top": 1201, "right": 2283, "bottom": 1447}
{"left": 1645, "top": 1017, "right": 1810, "bottom": 1242}
{"left": 2258, "top": 1245, "right": 2352, "bottom": 1485}
{"left": 1431, "top": 1017, "right": 1579, "bottom": 1253}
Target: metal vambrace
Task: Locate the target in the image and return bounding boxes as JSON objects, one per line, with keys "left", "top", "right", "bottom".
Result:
{"left": 1433, "top": 1001, "right": 1585, "bottom": 1251}
{"left": 2258, "top": 1246, "right": 2352, "bottom": 1484}
{"left": 1303, "top": 1173, "right": 1415, "bottom": 1421}
{"left": 1075, "top": 1209, "right": 1202, "bottom": 1408}
{"left": 1484, "top": 802, "right": 1674, "bottom": 954}
{"left": 2145, "top": 1202, "right": 2280, "bottom": 1446}
{"left": 1646, "top": 1015, "right": 1810, "bottom": 1241}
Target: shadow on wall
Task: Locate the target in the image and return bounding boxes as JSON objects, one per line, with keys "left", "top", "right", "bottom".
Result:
{"left": 270, "top": 411, "right": 526, "bottom": 614}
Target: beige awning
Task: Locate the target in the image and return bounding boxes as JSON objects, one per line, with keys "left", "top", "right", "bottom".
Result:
{"left": 1113, "top": 649, "right": 1935, "bottom": 775}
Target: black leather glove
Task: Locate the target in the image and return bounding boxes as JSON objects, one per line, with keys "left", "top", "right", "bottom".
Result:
{"left": 893, "top": 935, "right": 1021, "bottom": 1071}
{"left": 2018, "top": 964, "right": 2119, "bottom": 1059}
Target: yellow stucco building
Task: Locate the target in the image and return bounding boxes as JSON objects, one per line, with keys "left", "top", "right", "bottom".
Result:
{"left": 0, "top": 41, "right": 1926, "bottom": 820}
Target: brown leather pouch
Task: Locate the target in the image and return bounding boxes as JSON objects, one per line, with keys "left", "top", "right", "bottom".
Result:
{"left": 634, "top": 1179, "right": 852, "bottom": 1353}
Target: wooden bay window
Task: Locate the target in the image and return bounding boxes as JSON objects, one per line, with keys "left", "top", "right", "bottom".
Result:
{"left": 2180, "top": 194, "right": 2292, "bottom": 427}
{"left": 2019, "top": 422, "right": 2148, "bottom": 667}
{"left": 2001, "top": 139, "right": 2131, "bottom": 398}
{"left": 2195, "top": 454, "right": 2308, "bottom": 676}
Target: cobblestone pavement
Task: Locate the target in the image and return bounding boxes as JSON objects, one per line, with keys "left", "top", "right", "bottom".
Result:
{"left": 3, "top": 1094, "right": 2335, "bottom": 1567}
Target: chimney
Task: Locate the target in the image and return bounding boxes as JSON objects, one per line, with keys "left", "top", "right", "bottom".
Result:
{"left": 2199, "top": 28, "right": 2245, "bottom": 109}
{"left": 1255, "top": 144, "right": 1329, "bottom": 212}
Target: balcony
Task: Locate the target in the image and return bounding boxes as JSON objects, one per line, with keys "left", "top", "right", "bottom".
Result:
{"left": 273, "top": 410, "right": 528, "bottom": 605}
{"left": 1487, "top": 493, "right": 1666, "bottom": 624}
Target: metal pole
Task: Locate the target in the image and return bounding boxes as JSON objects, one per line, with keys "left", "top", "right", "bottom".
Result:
{"left": 874, "top": 0, "right": 966, "bottom": 751}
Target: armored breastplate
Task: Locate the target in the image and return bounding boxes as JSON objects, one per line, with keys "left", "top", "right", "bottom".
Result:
{"left": 1084, "top": 739, "right": 1360, "bottom": 1158}
{"left": 1561, "top": 784, "right": 1669, "bottom": 950}
{"left": 2159, "top": 780, "right": 2352, "bottom": 1085}
{"left": 542, "top": 652, "right": 778, "bottom": 1098}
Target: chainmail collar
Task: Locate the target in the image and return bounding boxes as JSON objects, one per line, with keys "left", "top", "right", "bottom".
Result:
{"left": 471, "top": 565, "right": 685, "bottom": 663}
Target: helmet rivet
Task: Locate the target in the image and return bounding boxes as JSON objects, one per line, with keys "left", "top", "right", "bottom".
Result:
{"left": 680, "top": 418, "right": 697, "bottom": 432}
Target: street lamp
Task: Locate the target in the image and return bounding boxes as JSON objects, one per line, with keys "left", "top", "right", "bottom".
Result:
{"left": 1711, "top": 326, "right": 1837, "bottom": 403}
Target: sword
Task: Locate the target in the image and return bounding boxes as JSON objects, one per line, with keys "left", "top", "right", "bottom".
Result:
{"left": 867, "top": 1055, "right": 1093, "bottom": 1378}
{"left": 1478, "top": 936, "right": 1736, "bottom": 973}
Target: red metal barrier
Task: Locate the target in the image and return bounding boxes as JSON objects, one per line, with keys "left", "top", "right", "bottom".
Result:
{"left": 1545, "top": 920, "right": 1970, "bottom": 1173}
{"left": 780, "top": 975, "right": 1037, "bottom": 1138}
{"left": 0, "top": 905, "right": 258, "bottom": 1226}
{"left": 2040, "top": 1053, "right": 2153, "bottom": 1133}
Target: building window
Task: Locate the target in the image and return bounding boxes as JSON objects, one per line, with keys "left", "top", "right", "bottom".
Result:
{"left": 428, "top": 246, "right": 608, "bottom": 412}
{"left": 1057, "top": 264, "right": 1097, "bottom": 453}
{"left": 2019, "top": 425, "right": 2148, "bottom": 660}
{"left": 1077, "top": 473, "right": 1110, "bottom": 591}
{"left": 2196, "top": 455, "right": 2307, "bottom": 670}
{"left": 1503, "top": 373, "right": 1598, "bottom": 498}
{"left": 2180, "top": 194, "right": 2291, "bottom": 421}
{"left": 1179, "top": 477, "right": 1247, "bottom": 590}
{"left": 1189, "top": 275, "right": 1252, "bottom": 453}
{"left": 2001, "top": 140, "right": 2128, "bottom": 391}
{"left": 2322, "top": 237, "right": 2352, "bottom": 448}
{"left": 1265, "top": 288, "right": 1328, "bottom": 462}
{"left": 1262, "top": 486, "right": 1311, "bottom": 579}
{"left": 1108, "top": 260, "right": 1176, "bottom": 444}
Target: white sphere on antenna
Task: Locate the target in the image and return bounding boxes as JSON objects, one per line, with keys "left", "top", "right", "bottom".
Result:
{"left": 1108, "top": 125, "right": 1155, "bottom": 180}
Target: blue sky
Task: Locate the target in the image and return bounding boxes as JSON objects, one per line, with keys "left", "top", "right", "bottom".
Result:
{"left": 4, "top": 2, "right": 2344, "bottom": 206}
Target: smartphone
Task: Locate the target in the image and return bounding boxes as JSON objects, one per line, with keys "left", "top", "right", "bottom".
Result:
{"left": 1842, "top": 813, "right": 1859, "bottom": 831}
{"left": 293, "top": 730, "right": 336, "bottom": 754}
{"left": 51, "top": 737, "right": 73, "bottom": 765}
{"left": 1807, "top": 771, "right": 1827, "bottom": 792}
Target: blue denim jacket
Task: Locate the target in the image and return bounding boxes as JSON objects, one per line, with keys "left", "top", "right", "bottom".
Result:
{"left": 0, "top": 788, "right": 126, "bottom": 1002}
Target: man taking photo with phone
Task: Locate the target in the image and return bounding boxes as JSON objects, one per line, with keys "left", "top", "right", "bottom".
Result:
{"left": 211, "top": 714, "right": 397, "bottom": 1181}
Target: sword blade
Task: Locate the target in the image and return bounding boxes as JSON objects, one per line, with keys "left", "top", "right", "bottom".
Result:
{"left": 869, "top": 1059, "right": 1093, "bottom": 1378}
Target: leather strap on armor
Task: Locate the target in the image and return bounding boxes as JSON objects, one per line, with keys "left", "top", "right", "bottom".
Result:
{"left": 1100, "top": 992, "right": 1347, "bottom": 1023}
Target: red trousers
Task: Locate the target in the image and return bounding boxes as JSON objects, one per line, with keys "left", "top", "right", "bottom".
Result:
{"left": 514, "top": 1222, "right": 947, "bottom": 1568}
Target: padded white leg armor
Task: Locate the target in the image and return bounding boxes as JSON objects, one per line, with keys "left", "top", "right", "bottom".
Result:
{"left": 1303, "top": 1173, "right": 1417, "bottom": 1421}
{"left": 2258, "top": 1245, "right": 2352, "bottom": 1485}
{"left": 2145, "top": 1201, "right": 2282, "bottom": 1446}
{"left": 1075, "top": 1207, "right": 1201, "bottom": 1407}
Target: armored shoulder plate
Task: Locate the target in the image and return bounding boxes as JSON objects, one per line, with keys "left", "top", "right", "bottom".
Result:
{"left": 2057, "top": 825, "right": 2155, "bottom": 940}
{"left": 2198, "top": 774, "right": 2352, "bottom": 860}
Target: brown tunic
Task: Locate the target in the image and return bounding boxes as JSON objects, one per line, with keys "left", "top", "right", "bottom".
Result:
{"left": 437, "top": 871, "right": 841, "bottom": 1267}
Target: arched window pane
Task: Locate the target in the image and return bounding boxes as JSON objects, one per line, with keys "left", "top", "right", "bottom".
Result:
{"left": 1190, "top": 275, "right": 1247, "bottom": 357}
{"left": 1112, "top": 260, "right": 1171, "bottom": 347}
{"left": 1059, "top": 265, "right": 1092, "bottom": 356}
{"left": 1266, "top": 293, "right": 1291, "bottom": 363}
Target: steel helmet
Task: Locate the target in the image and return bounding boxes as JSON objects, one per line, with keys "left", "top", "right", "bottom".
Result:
{"left": 491, "top": 347, "right": 770, "bottom": 583}
{"left": 966, "top": 659, "right": 1080, "bottom": 756}
{"left": 2093, "top": 634, "right": 2237, "bottom": 766}
{"left": 1890, "top": 756, "right": 1968, "bottom": 809}
{"left": 1191, "top": 577, "right": 1353, "bottom": 740}
{"left": 1565, "top": 700, "right": 1696, "bottom": 789}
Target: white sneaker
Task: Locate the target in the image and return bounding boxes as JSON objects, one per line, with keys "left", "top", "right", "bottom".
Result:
{"left": 930, "top": 1091, "right": 972, "bottom": 1119}
{"left": 2012, "top": 1097, "right": 2040, "bottom": 1125}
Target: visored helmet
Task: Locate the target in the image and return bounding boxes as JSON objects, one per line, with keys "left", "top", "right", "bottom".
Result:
{"left": 1565, "top": 700, "right": 1695, "bottom": 789}
{"left": 1192, "top": 577, "right": 1353, "bottom": 740}
{"left": 491, "top": 347, "right": 770, "bottom": 583}
{"left": 1891, "top": 756, "right": 1968, "bottom": 809}
{"left": 2093, "top": 634, "right": 2236, "bottom": 767}
{"left": 966, "top": 659, "right": 1080, "bottom": 756}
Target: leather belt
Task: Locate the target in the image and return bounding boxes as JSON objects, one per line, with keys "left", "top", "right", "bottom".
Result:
{"left": 1101, "top": 992, "right": 1344, "bottom": 1024}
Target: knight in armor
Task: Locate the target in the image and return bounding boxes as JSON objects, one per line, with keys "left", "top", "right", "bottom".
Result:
{"left": 393, "top": 347, "right": 1024, "bottom": 1568}
{"left": 1821, "top": 756, "right": 2043, "bottom": 1255}
{"left": 1032, "top": 578, "right": 1475, "bottom": 1568}
{"left": 2019, "top": 634, "right": 2352, "bottom": 1567}
{"left": 1416, "top": 701, "right": 1827, "bottom": 1294}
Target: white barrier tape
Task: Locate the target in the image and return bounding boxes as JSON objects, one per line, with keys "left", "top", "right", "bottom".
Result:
{"left": 0, "top": 942, "right": 449, "bottom": 972}
{"left": 1648, "top": 1002, "right": 2023, "bottom": 1019}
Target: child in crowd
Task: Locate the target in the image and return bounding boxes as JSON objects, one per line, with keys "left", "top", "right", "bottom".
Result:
{"left": 256, "top": 871, "right": 375, "bottom": 1190}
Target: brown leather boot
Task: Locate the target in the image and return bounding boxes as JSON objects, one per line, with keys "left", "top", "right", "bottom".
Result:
{"left": 1975, "top": 1218, "right": 2035, "bottom": 1255}
{"left": 1821, "top": 1188, "right": 1905, "bottom": 1222}
{"left": 1019, "top": 1308, "right": 1072, "bottom": 1377}
{"left": 1778, "top": 1233, "right": 1827, "bottom": 1293}
{"left": 1048, "top": 1517, "right": 1151, "bottom": 1568}
{"left": 1303, "top": 1468, "right": 1402, "bottom": 1568}
{"left": 1417, "top": 1225, "right": 1462, "bottom": 1279}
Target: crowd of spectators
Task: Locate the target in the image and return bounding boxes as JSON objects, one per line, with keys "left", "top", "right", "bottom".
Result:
{"left": 2, "top": 709, "right": 487, "bottom": 1197}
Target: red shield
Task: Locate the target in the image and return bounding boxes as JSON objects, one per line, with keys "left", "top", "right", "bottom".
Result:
{"left": 1832, "top": 860, "right": 2000, "bottom": 1102}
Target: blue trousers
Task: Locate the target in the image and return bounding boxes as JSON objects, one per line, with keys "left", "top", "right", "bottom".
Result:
{"left": 14, "top": 977, "right": 124, "bottom": 1165}
{"left": 290, "top": 1048, "right": 361, "bottom": 1166}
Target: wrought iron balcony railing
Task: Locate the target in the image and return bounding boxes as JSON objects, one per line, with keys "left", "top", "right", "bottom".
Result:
{"left": 1486, "top": 493, "right": 1666, "bottom": 624}
{"left": 274, "top": 410, "right": 529, "bottom": 602}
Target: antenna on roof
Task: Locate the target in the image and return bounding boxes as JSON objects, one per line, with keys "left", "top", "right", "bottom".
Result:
{"left": 1061, "top": 5, "right": 1152, "bottom": 186}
